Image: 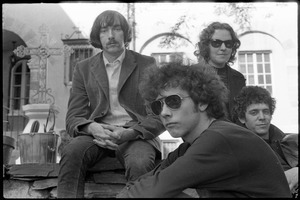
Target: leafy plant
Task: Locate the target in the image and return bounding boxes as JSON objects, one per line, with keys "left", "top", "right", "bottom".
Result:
{"left": 214, "top": 3, "right": 255, "bottom": 32}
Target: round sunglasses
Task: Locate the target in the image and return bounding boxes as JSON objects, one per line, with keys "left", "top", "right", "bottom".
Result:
{"left": 210, "top": 39, "right": 234, "bottom": 49}
{"left": 150, "top": 94, "right": 190, "bottom": 116}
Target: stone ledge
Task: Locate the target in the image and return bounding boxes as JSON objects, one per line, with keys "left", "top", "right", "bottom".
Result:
{"left": 3, "top": 157, "right": 126, "bottom": 198}
{"left": 3, "top": 179, "right": 53, "bottom": 198}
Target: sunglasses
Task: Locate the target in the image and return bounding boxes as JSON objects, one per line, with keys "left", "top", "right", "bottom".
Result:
{"left": 150, "top": 94, "right": 190, "bottom": 116}
{"left": 210, "top": 39, "right": 234, "bottom": 49}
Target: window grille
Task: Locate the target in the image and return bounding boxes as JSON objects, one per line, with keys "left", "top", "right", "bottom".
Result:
{"left": 64, "top": 45, "right": 93, "bottom": 86}
{"left": 238, "top": 51, "right": 273, "bottom": 94}
{"left": 161, "top": 139, "right": 182, "bottom": 159}
{"left": 151, "top": 52, "right": 187, "bottom": 66}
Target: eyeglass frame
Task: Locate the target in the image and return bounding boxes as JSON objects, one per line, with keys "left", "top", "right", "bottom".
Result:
{"left": 209, "top": 39, "right": 235, "bottom": 49}
{"left": 150, "top": 94, "right": 190, "bottom": 116}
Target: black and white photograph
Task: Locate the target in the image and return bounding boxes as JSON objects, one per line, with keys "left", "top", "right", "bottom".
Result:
{"left": 3, "top": 2, "right": 298, "bottom": 198}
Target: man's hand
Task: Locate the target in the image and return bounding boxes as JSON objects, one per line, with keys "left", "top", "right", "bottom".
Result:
{"left": 93, "top": 137, "right": 119, "bottom": 150}
{"left": 85, "top": 123, "right": 140, "bottom": 150}
{"left": 85, "top": 122, "right": 120, "bottom": 150}
{"left": 101, "top": 124, "right": 140, "bottom": 145}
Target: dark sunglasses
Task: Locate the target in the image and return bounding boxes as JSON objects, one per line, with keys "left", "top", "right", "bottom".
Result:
{"left": 150, "top": 94, "right": 190, "bottom": 116}
{"left": 210, "top": 39, "right": 234, "bottom": 49}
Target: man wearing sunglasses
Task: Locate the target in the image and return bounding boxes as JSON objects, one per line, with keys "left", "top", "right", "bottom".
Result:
{"left": 194, "top": 22, "right": 246, "bottom": 121}
{"left": 117, "top": 62, "right": 291, "bottom": 198}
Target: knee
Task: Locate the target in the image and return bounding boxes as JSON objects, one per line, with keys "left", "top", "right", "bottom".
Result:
{"left": 122, "top": 141, "right": 156, "bottom": 167}
{"left": 125, "top": 154, "right": 156, "bottom": 181}
{"left": 60, "top": 140, "right": 81, "bottom": 163}
{"left": 60, "top": 136, "right": 94, "bottom": 161}
{"left": 127, "top": 153, "right": 155, "bottom": 169}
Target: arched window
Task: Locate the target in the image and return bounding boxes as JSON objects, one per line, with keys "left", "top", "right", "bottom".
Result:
{"left": 9, "top": 60, "right": 30, "bottom": 114}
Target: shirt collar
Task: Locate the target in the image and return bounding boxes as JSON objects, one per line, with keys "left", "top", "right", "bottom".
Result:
{"left": 103, "top": 50, "right": 126, "bottom": 67}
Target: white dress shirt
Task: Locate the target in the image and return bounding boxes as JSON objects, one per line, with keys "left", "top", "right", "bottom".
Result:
{"left": 101, "top": 50, "right": 132, "bottom": 126}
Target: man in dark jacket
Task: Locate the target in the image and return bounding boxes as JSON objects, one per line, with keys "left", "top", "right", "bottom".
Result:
{"left": 117, "top": 63, "right": 291, "bottom": 198}
{"left": 57, "top": 10, "right": 165, "bottom": 198}
{"left": 232, "top": 85, "right": 298, "bottom": 197}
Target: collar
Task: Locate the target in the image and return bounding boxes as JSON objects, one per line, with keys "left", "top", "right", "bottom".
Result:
{"left": 103, "top": 50, "right": 126, "bottom": 67}
{"left": 268, "top": 124, "right": 285, "bottom": 142}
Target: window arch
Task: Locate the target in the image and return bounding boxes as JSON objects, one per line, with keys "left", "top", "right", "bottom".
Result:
{"left": 9, "top": 59, "right": 30, "bottom": 114}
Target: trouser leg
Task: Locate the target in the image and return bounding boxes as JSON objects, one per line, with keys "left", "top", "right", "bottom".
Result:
{"left": 57, "top": 135, "right": 107, "bottom": 198}
{"left": 116, "top": 140, "right": 157, "bottom": 181}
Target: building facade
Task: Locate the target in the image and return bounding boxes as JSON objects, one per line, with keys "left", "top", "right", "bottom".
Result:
{"left": 2, "top": 3, "right": 298, "bottom": 159}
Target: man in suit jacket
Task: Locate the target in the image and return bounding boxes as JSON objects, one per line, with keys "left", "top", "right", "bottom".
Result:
{"left": 57, "top": 10, "right": 165, "bottom": 198}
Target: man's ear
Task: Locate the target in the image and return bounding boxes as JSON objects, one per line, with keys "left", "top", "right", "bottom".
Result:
{"left": 238, "top": 117, "right": 245, "bottom": 124}
{"left": 198, "top": 103, "right": 208, "bottom": 112}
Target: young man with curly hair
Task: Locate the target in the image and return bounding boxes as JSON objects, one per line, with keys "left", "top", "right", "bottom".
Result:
{"left": 232, "top": 85, "right": 298, "bottom": 197}
{"left": 117, "top": 63, "right": 291, "bottom": 198}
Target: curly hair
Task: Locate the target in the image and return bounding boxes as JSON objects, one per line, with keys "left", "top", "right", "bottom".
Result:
{"left": 139, "top": 62, "right": 229, "bottom": 119}
{"left": 194, "top": 22, "right": 241, "bottom": 65}
{"left": 90, "top": 10, "right": 132, "bottom": 49}
{"left": 231, "top": 86, "right": 276, "bottom": 123}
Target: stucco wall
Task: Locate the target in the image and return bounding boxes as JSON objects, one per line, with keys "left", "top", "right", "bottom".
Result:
{"left": 3, "top": 3, "right": 298, "bottom": 134}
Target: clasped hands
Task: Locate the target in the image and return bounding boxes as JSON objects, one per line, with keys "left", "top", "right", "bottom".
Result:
{"left": 88, "top": 122, "right": 134, "bottom": 150}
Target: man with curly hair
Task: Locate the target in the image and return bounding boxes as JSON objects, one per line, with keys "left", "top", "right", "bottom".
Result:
{"left": 232, "top": 86, "right": 298, "bottom": 197}
{"left": 117, "top": 62, "right": 291, "bottom": 198}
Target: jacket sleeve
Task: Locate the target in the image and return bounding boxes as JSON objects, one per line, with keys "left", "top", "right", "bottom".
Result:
{"left": 65, "top": 62, "right": 94, "bottom": 137}
{"left": 124, "top": 133, "right": 238, "bottom": 198}
{"left": 126, "top": 58, "right": 165, "bottom": 139}
{"left": 143, "top": 142, "right": 192, "bottom": 177}
{"left": 119, "top": 142, "right": 192, "bottom": 198}
{"left": 130, "top": 107, "right": 165, "bottom": 140}
{"left": 281, "top": 133, "right": 298, "bottom": 168}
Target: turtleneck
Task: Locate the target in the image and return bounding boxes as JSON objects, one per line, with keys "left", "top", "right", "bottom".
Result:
{"left": 211, "top": 65, "right": 229, "bottom": 88}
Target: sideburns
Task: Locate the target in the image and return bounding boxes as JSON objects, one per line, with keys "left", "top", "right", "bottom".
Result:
{"left": 193, "top": 104, "right": 200, "bottom": 113}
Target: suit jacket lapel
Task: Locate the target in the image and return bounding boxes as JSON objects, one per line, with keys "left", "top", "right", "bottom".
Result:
{"left": 90, "top": 52, "right": 109, "bottom": 100}
{"left": 118, "top": 50, "right": 137, "bottom": 93}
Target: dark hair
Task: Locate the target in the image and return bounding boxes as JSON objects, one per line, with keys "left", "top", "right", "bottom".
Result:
{"left": 90, "top": 10, "right": 132, "bottom": 49}
{"left": 139, "top": 62, "right": 229, "bottom": 119}
{"left": 194, "top": 22, "right": 241, "bottom": 65}
{"left": 231, "top": 86, "right": 276, "bottom": 123}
